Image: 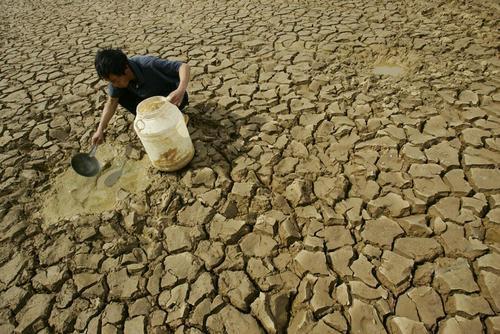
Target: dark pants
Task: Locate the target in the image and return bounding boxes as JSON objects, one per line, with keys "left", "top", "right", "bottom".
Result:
{"left": 119, "top": 92, "right": 189, "bottom": 115}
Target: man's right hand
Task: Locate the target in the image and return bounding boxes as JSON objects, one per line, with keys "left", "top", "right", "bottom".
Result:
{"left": 91, "top": 130, "right": 104, "bottom": 145}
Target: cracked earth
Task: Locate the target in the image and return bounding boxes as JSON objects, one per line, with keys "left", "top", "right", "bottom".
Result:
{"left": 1, "top": 0, "right": 500, "bottom": 333}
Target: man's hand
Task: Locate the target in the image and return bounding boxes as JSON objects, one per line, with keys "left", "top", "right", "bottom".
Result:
{"left": 92, "top": 96, "right": 117, "bottom": 146}
{"left": 91, "top": 129, "right": 104, "bottom": 145}
{"left": 167, "top": 88, "right": 185, "bottom": 107}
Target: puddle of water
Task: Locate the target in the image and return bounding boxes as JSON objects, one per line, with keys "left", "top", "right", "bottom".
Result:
{"left": 42, "top": 144, "right": 150, "bottom": 224}
{"left": 373, "top": 64, "right": 404, "bottom": 76}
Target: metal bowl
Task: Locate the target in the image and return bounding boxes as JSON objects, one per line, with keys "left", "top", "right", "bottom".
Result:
{"left": 71, "top": 145, "right": 100, "bottom": 177}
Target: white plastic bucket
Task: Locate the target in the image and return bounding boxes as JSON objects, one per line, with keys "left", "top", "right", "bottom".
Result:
{"left": 134, "top": 96, "right": 194, "bottom": 171}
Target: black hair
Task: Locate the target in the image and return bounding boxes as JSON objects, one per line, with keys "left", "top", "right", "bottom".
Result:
{"left": 94, "top": 48, "right": 129, "bottom": 79}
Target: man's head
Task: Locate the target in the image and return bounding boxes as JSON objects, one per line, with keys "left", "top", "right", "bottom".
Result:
{"left": 95, "top": 48, "right": 134, "bottom": 88}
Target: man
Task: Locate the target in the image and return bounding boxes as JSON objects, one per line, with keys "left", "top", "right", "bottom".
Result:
{"left": 91, "top": 48, "right": 190, "bottom": 145}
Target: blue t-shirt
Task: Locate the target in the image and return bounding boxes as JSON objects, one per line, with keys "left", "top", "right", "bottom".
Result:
{"left": 108, "top": 55, "right": 183, "bottom": 98}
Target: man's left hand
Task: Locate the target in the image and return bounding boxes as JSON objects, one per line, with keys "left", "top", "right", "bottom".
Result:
{"left": 167, "top": 88, "right": 185, "bottom": 107}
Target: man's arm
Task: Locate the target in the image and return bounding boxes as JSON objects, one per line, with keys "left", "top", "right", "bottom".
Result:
{"left": 167, "top": 63, "right": 190, "bottom": 107}
{"left": 91, "top": 96, "right": 119, "bottom": 145}
{"left": 178, "top": 63, "right": 190, "bottom": 92}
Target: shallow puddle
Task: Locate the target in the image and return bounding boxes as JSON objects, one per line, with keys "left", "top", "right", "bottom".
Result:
{"left": 373, "top": 64, "right": 404, "bottom": 76}
{"left": 42, "top": 144, "right": 150, "bottom": 224}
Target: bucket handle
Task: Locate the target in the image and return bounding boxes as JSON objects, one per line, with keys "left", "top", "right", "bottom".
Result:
{"left": 136, "top": 119, "right": 146, "bottom": 131}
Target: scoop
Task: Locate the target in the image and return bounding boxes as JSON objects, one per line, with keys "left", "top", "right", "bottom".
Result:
{"left": 71, "top": 145, "right": 100, "bottom": 177}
